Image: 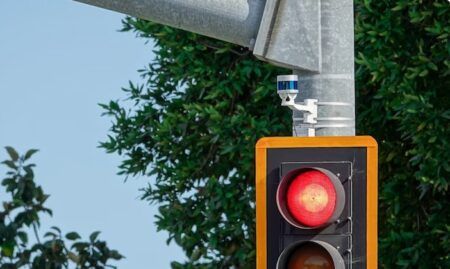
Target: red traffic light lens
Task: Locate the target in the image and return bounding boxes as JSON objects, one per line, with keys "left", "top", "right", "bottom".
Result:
{"left": 286, "top": 170, "right": 337, "bottom": 227}
{"left": 287, "top": 243, "right": 334, "bottom": 269}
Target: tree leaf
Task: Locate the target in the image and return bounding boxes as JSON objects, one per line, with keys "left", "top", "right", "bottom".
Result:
{"left": 89, "top": 231, "right": 101, "bottom": 242}
{"left": 5, "top": 146, "right": 19, "bottom": 161}
{"left": 24, "top": 149, "right": 39, "bottom": 160}
{"left": 66, "top": 232, "right": 81, "bottom": 241}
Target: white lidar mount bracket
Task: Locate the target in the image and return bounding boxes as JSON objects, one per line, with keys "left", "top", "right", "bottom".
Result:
{"left": 277, "top": 75, "right": 318, "bottom": 137}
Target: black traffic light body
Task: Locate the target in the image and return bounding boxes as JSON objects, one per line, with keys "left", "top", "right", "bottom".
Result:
{"left": 256, "top": 136, "right": 377, "bottom": 269}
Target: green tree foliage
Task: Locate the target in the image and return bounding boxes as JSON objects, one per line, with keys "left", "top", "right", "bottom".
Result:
{"left": 101, "top": 22, "right": 289, "bottom": 269}
{"left": 355, "top": 1, "right": 449, "bottom": 268}
{"left": 0, "top": 147, "right": 123, "bottom": 269}
{"left": 100, "top": 0, "right": 449, "bottom": 268}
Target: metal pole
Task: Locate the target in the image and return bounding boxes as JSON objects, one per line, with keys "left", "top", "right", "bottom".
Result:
{"left": 75, "top": 0, "right": 266, "bottom": 48}
{"left": 293, "top": 0, "right": 355, "bottom": 136}
{"left": 75, "top": 0, "right": 355, "bottom": 137}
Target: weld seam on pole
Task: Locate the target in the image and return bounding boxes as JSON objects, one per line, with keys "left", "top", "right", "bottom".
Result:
{"left": 293, "top": 117, "right": 354, "bottom": 121}
{"left": 300, "top": 74, "right": 353, "bottom": 80}
{"left": 316, "top": 102, "right": 354, "bottom": 107}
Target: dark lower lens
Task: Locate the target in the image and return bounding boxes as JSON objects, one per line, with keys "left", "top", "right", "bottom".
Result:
{"left": 287, "top": 243, "right": 334, "bottom": 269}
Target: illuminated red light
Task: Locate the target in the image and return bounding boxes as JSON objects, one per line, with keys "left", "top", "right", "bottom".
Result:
{"left": 286, "top": 170, "right": 337, "bottom": 227}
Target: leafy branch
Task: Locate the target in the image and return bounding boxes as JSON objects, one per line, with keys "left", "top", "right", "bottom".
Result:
{"left": 0, "top": 147, "right": 123, "bottom": 269}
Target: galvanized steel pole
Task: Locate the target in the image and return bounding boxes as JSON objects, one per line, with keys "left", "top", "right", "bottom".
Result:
{"left": 74, "top": 0, "right": 356, "bottom": 137}
{"left": 293, "top": 0, "right": 355, "bottom": 136}
{"left": 75, "top": 0, "right": 266, "bottom": 48}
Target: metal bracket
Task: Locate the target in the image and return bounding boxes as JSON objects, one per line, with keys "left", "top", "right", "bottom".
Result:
{"left": 282, "top": 98, "right": 318, "bottom": 125}
{"left": 253, "top": 0, "right": 321, "bottom": 71}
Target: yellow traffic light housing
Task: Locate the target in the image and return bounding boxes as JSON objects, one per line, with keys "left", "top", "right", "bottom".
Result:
{"left": 256, "top": 136, "right": 378, "bottom": 269}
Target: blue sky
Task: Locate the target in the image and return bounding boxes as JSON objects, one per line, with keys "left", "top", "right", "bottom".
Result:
{"left": 0, "top": 0, "right": 183, "bottom": 267}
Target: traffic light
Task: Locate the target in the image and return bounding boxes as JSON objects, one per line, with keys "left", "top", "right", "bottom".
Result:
{"left": 256, "top": 136, "right": 377, "bottom": 269}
